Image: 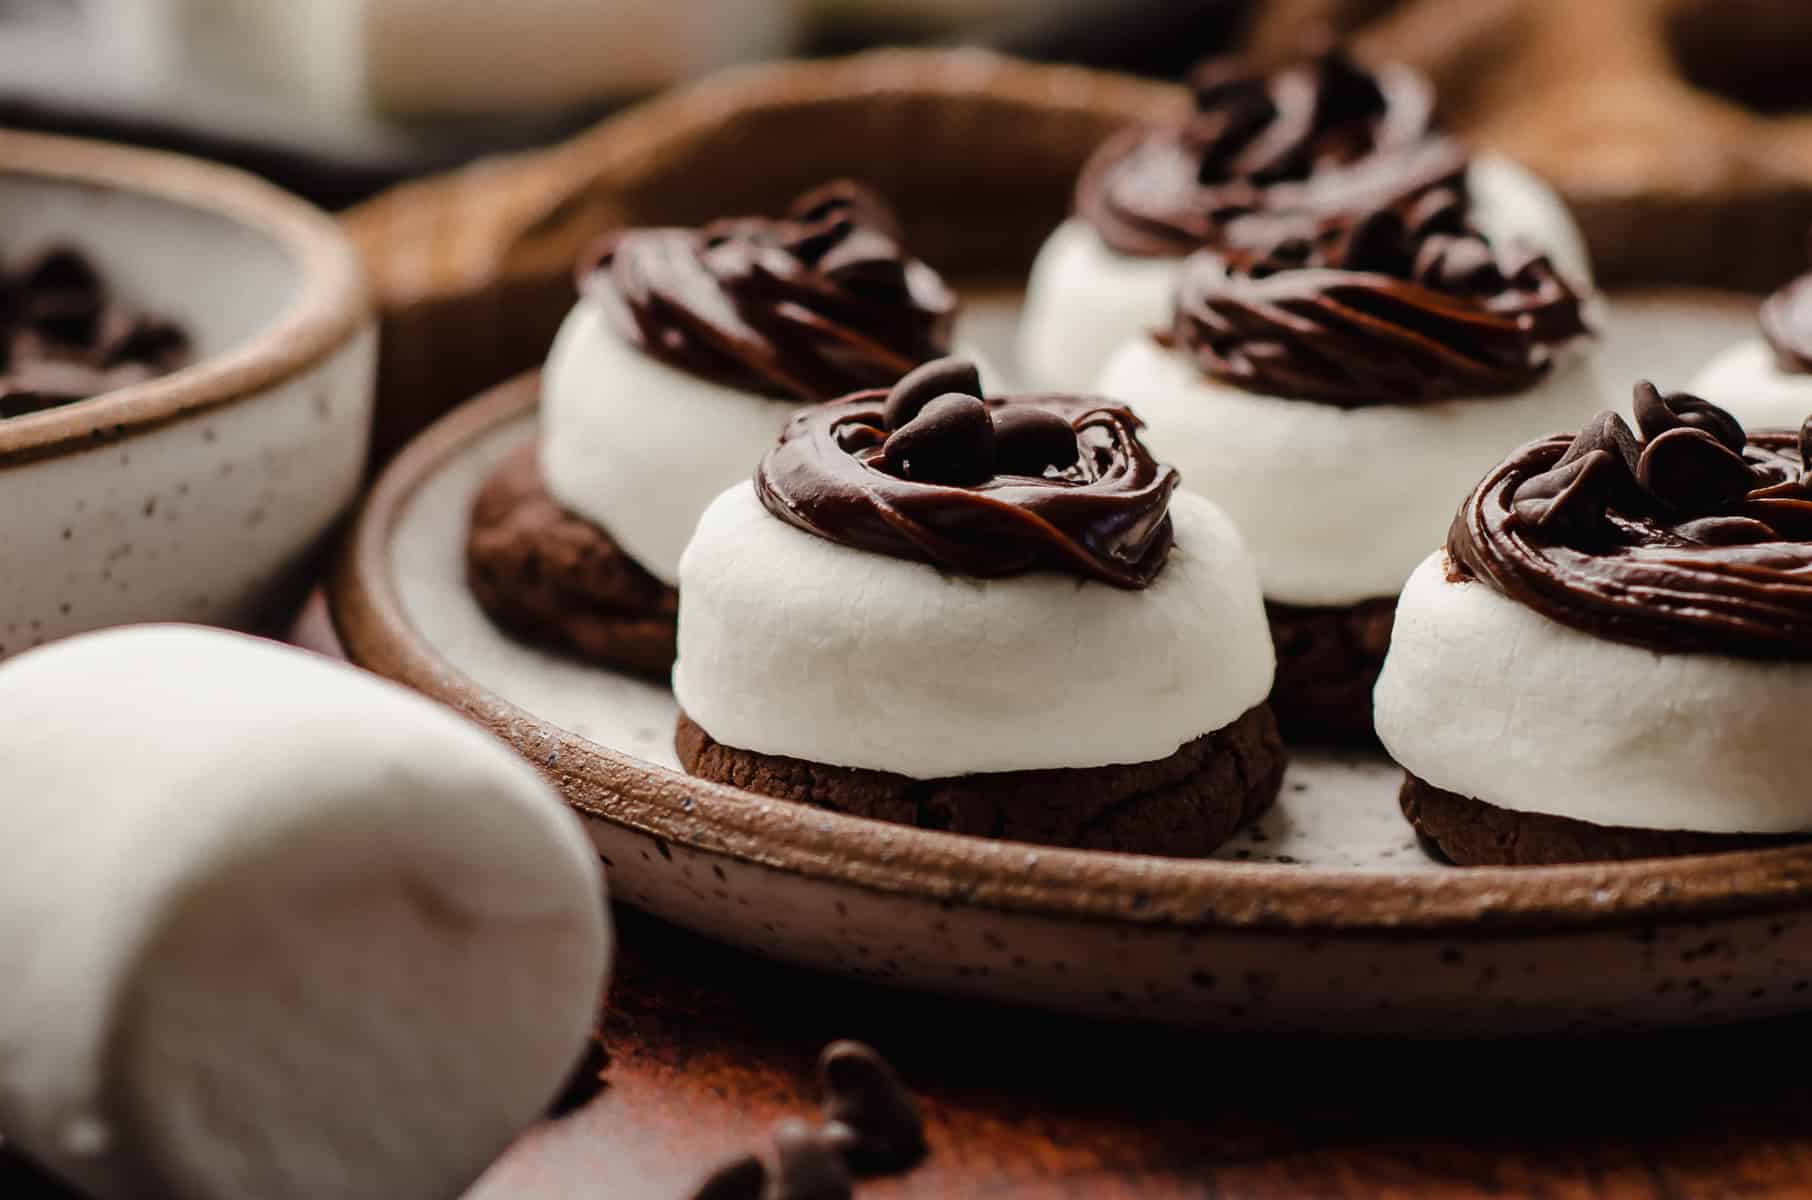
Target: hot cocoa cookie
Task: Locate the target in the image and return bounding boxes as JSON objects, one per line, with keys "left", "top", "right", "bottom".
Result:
{"left": 466, "top": 181, "right": 961, "bottom": 674}
{"left": 677, "top": 706, "right": 1284, "bottom": 857}
{"left": 1376, "top": 385, "right": 1812, "bottom": 865}
{"left": 1019, "top": 44, "right": 1591, "bottom": 392}
{"left": 672, "top": 360, "right": 1284, "bottom": 857}
{"left": 466, "top": 443, "right": 677, "bottom": 678}
{"left": 1099, "top": 177, "right": 1602, "bottom": 740}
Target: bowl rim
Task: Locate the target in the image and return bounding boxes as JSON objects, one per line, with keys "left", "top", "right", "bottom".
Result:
{"left": 0, "top": 129, "right": 369, "bottom": 468}
{"left": 332, "top": 369, "right": 1812, "bottom": 937}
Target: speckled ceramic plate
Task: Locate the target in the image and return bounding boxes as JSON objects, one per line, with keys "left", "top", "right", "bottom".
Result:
{"left": 332, "top": 290, "right": 1812, "bottom": 1033}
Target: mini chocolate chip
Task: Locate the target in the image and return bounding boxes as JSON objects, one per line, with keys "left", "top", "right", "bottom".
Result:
{"left": 784, "top": 216, "right": 854, "bottom": 267}
{"left": 768, "top": 1119, "right": 852, "bottom": 1200}
{"left": 689, "top": 1153, "right": 767, "bottom": 1200}
{"left": 1559, "top": 411, "right": 1643, "bottom": 478}
{"left": 1511, "top": 448, "right": 1624, "bottom": 535}
{"left": 789, "top": 181, "right": 902, "bottom": 244}
{"left": 1632, "top": 381, "right": 1745, "bottom": 453}
{"left": 21, "top": 247, "right": 100, "bottom": 295}
{"left": 1413, "top": 234, "right": 1501, "bottom": 294}
{"left": 1404, "top": 187, "right": 1465, "bottom": 237}
{"left": 883, "top": 394, "right": 994, "bottom": 485}
{"left": 883, "top": 357, "right": 982, "bottom": 431}
{"left": 99, "top": 315, "right": 189, "bottom": 370}
{"left": 1637, "top": 426, "right": 1757, "bottom": 514}
{"left": 816, "top": 229, "right": 907, "bottom": 290}
{"left": 1340, "top": 208, "right": 1410, "bottom": 275}
{"left": 1676, "top": 515, "right": 1778, "bottom": 545}
{"left": 818, "top": 1041, "right": 926, "bottom": 1175}
{"left": 992, "top": 406, "right": 1079, "bottom": 476}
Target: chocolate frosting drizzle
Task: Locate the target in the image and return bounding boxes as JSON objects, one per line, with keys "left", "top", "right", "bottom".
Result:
{"left": 578, "top": 181, "right": 955, "bottom": 401}
{"left": 1075, "top": 48, "right": 1458, "bottom": 259}
{"left": 1449, "top": 382, "right": 1812, "bottom": 658}
{"left": 1760, "top": 272, "right": 1812, "bottom": 375}
{"left": 754, "top": 357, "right": 1178, "bottom": 588}
{"left": 1165, "top": 183, "right": 1591, "bottom": 407}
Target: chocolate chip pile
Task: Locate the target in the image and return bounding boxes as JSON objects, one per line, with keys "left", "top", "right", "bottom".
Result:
{"left": 0, "top": 246, "right": 192, "bottom": 419}
{"left": 1237, "top": 184, "right": 1551, "bottom": 300}
{"left": 1511, "top": 382, "right": 1812, "bottom": 541}
{"left": 873, "top": 358, "right": 1079, "bottom": 486}
{"left": 687, "top": 1040, "right": 926, "bottom": 1200}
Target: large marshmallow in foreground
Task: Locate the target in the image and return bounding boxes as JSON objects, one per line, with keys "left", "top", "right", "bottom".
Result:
{"left": 0, "top": 627, "right": 609, "bottom": 1200}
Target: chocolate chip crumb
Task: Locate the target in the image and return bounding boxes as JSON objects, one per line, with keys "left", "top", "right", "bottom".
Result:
{"left": 682, "top": 1041, "right": 925, "bottom": 1200}
{"left": 817, "top": 1041, "right": 926, "bottom": 1175}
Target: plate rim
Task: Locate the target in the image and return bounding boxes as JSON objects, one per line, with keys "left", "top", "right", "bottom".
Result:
{"left": 331, "top": 369, "right": 1812, "bottom": 936}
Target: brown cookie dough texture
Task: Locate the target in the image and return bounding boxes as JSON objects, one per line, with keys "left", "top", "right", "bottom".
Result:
{"left": 676, "top": 704, "right": 1287, "bottom": 857}
{"left": 1264, "top": 597, "right": 1395, "bottom": 743}
{"left": 466, "top": 443, "right": 677, "bottom": 678}
{"left": 1399, "top": 773, "right": 1799, "bottom": 866}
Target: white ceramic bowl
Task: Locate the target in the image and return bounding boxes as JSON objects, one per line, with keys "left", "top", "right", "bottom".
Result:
{"left": 0, "top": 130, "right": 375, "bottom": 657}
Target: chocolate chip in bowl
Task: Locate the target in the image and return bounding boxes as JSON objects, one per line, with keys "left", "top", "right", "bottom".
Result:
{"left": 335, "top": 50, "right": 1812, "bottom": 1034}
{"left": 0, "top": 130, "right": 374, "bottom": 653}
{"left": 0, "top": 245, "right": 192, "bottom": 419}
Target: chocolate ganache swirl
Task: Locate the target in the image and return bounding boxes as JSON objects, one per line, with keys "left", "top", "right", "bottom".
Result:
{"left": 1165, "top": 183, "right": 1591, "bottom": 407}
{"left": 1760, "top": 271, "right": 1812, "bottom": 375}
{"left": 754, "top": 357, "right": 1178, "bottom": 588}
{"left": 1075, "top": 47, "right": 1461, "bottom": 259}
{"left": 1449, "top": 382, "right": 1812, "bottom": 658}
{"left": 578, "top": 181, "right": 955, "bottom": 401}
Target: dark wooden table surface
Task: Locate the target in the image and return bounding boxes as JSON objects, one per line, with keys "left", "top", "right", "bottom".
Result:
{"left": 10, "top": 894, "right": 1812, "bottom": 1199}
{"left": 6, "top": 595, "right": 1810, "bottom": 1198}
{"left": 467, "top": 904, "right": 1812, "bottom": 1199}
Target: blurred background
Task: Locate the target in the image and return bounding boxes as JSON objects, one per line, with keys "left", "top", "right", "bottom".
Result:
{"left": 0, "top": 0, "right": 1252, "bottom": 208}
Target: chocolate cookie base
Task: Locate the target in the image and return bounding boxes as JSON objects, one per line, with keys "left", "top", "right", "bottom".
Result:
{"left": 466, "top": 443, "right": 678, "bottom": 678}
{"left": 1400, "top": 773, "right": 1800, "bottom": 866}
{"left": 1264, "top": 597, "right": 1396, "bottom": 742}
{"left": 675, "top": 704, "right": 1286, "bottom": 857}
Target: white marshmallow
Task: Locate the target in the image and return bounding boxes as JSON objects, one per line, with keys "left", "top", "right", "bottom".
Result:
{"left": 1016, "top": 154, "right": 1594, "bottom": 393}
{"left": 1095, "top": 338, "right": 1607, "bottom": 606}
{"left": 1016, "top": 218, "right": 1180, "bottom": 394}
{"left": 540, "top": 302, "right": 989, "bottom": 587}
{"left": 0, "top": 627, "right": 609, "bottom": 1200}
{"left": 539, "top": 302, "right": 800, "bottom": 588}
{"left": 1688, "top": 337, "right": 1812, "bottom": 434}
{"left": 1375, "top": 554, "right": 1812, "bottom": 834}
{"left": 673, "top": 483, "right": 1275, "bottom": 777}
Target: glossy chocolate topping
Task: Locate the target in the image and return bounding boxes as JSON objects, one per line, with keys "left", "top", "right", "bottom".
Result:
{"left": 578, "top": 181, "right": 955, "bottom": 401}
{"left": 1165, "top": 185, "right": 1591, "bottom": 407}
{"left": 1449, "top": 382, "right": 1812, "bottom": 658}
{"left": 754, "top": 357, "right": 1178, "bottom": 588}
{"left": 1075, "top": 48, "right": 1455, "bottom": 259}
{"left": 1760, "top": 272, "right": 1812, "bottom": 375}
